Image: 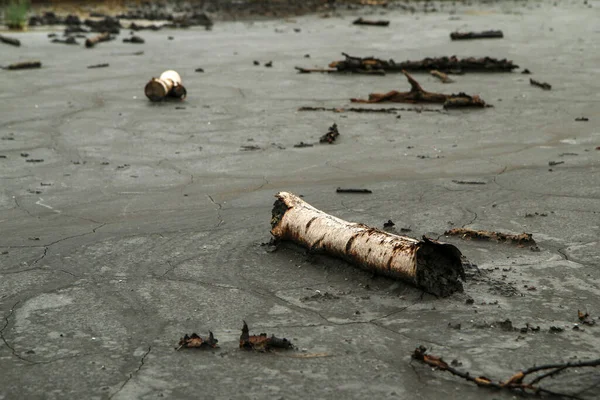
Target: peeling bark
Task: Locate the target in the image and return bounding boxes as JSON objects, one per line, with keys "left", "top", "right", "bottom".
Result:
{"left": 144, "top": 70, "right": 187, "bottom": 102}
{"left": 271, "top": 192, "right": 465, "bottom": 297}
{"left": 350, "top": 71, "right": 485, "bottom": 108}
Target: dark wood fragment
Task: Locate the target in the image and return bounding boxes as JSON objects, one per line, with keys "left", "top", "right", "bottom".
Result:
{"left": 353, "top": 17, "right": 390, "bottom": 26}
{"left": 530, "top": 78, "right": 551, "bottom": 90}
{"left": 450, "top": 30, "right": 503, "bottom": 40}
{"left": 0, "top": 34, "right": 21, "bottom": 47}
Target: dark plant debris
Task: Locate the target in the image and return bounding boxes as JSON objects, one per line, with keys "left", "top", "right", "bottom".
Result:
{"left": 336, "top": 188, "right": 372, "bottom": 194}
{"left": 123, "top": 35, "right": 145, "bottom": 44}
{"left": 452, "top": 180, "right": 486, "bottom": 185}
{"left": 575, "top": 117, "right": 589, "bottom": 122}
{"left": 521, "top": 69, "right": 532, "bottom": 74}
{"left": 450, "top": 30, "right": 503, "bottom": 40}
{"left": 240, "top": 321, "right": 293, "bottom": 351}
{"left": 5, "top": 61, "right": 42, "bottom": 70}
{"left": 530, "top": 78, "right": 552, "bottom": 90}
{"left": 0, "top": 34, "right": 21, "bottom": 47}
{"left": 293, "top": 142, "right": 314, "bottom": 148}
{"left": 445, "top": 228, "right": 535, "bottom": 245}
{"left": 548, "top": 161, "right": 564, "bottom": 166}
{"left": 177, "top": 332, "right": 219, "bottom": 350}
{"left": 578, "top": 310, "right": 596, "bottom": 326}
{"left": 195, "top": 68, "right": 205, "bottom": 72}
{"left": 353, "top": 17, "right": 389, "bottom": 27}
{"left": 320, "top": 123, "right": 340, "bottom": 144}
{"left": 299, "top": 106, "right": 401, "bottom": 114}
{"left": 383, "top": 220, "right": 395, "bottom": 228}
{"left": 325, "top": 53, "right": 518, "bottom": 74}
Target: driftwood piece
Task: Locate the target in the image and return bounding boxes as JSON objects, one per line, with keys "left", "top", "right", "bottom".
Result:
{"left": 123, "top": 35, "right": 145, "bottom": 44}
{"left": 445, "top": 228, "right": 535, "bottom": 245}
{"left": 412, "top": 346, "right": 600, "bottom": 399}
{"left": 336, "top": 188, "right": 372, "bottom": 194}
{"left": 85, "top": 32, "right": 112, "bottom": 48}
{"left": 295, "top": 66, "right": 385, "bottom": 75}
{"left": 530, "top": 78, "right": 551, "bottom": 90}
{"left": 299, "top": 105, "right": 442, "bottom": 114}
{"left": 270, "top": 192, "right": 465, "bottom": 297}
{"left": 350, "top": 71, "right": 486, "bottom": 109}
{"left": 430, "top": 70, "right": 454, "bottom": 83}
{"left": 5, "top": 61, "right": 42, "bottom": 70}
{"left": 329, "top": 53, "right": 518, "bottom": 73}
{"left": 240, "top": 321, "right": 293, "bottom": 351}
{"left": 450, "top": 30, "right": 504, "bottom": 40}
{"left": 144, "top": 70, "right": 187, "bottom": 102}
{"left": 87, "top": 63, "right": 109, "bottom": 69}
{"left": 176, "top": 331, "right": 219, "bottom": 350}
{"left": 353, "top": 17, "right": 390, "bottom": 26}
{"left": 0, "top": 35, "right": 21, "bottom": 47}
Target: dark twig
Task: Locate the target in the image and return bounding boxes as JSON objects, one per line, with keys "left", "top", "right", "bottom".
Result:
{"left": 412, "top": 346, "right": 600, "bottom": 399}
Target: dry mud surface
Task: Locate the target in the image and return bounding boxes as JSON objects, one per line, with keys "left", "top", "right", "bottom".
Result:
{"left": 1, "top": 0, "right": 599, "bottom": 399}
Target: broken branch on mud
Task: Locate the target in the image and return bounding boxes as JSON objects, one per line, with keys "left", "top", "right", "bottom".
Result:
{"left": 450, "top": 30, "right": 504, "bottom": 40}
{"left": 295, "top": 66, "right": 385, "bottom": 75}
{"left": 530, "top": 78, "right": 552, "bottom": 90}
{"left": 445, "top": 228, "right": 535, "bottom": 245}
{"left": 270, "top": 192, "right": 465, "bottom": 297}
{"left": 350, "top": 71, "right": 486, "bottom": 109}
{"left": 4, "top": 61, "right": 42, "bottom": 70}
{"left": 0, "top": 34, "right": 21, "bottom": 47}
{"left": 85, "top": 32, "right": 113, "bottom": 48}
{"left": 336, "top": 188, "right": 372, "bottom": 194}
{"left": 326, "top": 53, "right": 518, "bottom": 73}
{"left": 299, "top": 105, "right": 442, "bottom": 114}
{"left": 412, "top": 346, "right": 600, "bottom": 399}
{"left": 353, "top": 17, "right": 390, "bottom": 26}
{"left": 240, "top": 321, "right": 294, "bottom": 351}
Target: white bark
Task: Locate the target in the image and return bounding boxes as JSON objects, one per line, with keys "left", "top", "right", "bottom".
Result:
{"left": 271, "top": 192, "right": 465, "bottom": 297}
{"left": 145, "top": 70, "right": 187, "bottom": 101}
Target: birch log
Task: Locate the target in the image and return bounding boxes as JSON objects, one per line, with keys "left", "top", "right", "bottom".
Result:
{"left": 271, "top": 192, "right": 465, "bottom": 297}
{"left": 144, "top": 70, "right": 187, "bottom": 101}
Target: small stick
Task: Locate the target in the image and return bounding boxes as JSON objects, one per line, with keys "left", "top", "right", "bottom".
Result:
{"left": 295, "top": 66, "right": 385, "bottom": 75}
{"left": 430, "top": 70, "right": 454, "bottom": 83}
{"left": 87, "top": 63, "right": 109, "bottom": 69}
{"left": 4, "top": 61, "right": 42, "bottom": 70}
{"left": 270, "top": 192, "right": 465, "bottom": 297}
{"left": 0, "top": 34, "right": 21, "bottom": 47}
{"left": 450, "top": 30, "right": 503, "bottom": 40}
{"left": 85, "top": 32, "right": 112, "bottom": 48}
{"left": 353, "top": 18, "right": 390, "bottom": 26}
{"left": 336, "top": 188, "right": 372, "bottom": 193}
{"left": 445, "top": 228, "right": 534, "bottom": 245}
{"left": 530, "top": 78, "right": 552, "bottom": 90}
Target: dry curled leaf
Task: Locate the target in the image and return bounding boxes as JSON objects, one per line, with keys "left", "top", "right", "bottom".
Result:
{"left": 177, "top": 331, "right": 219, "bottom": 350}
{"left": 240, "top": 321, "right": 294, "bottom": 351}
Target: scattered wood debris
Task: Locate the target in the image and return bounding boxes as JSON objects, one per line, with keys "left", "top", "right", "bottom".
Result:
{"left": 0, "top": 34, "right": 21, "bottom": 47}
{"left": 240, "top": 145, "right": 261, "bottom": 151}
{"left": 452, "top": 180, "right": 486, "bottom": 185}
{"left": 548, "top": 161, "right": 564, "bottom": 166}
{"left": 87, "top": 63, "right": 109, "bottom": 69}
{"left": 145, "top": 70, "right": 187, "bottom": 102}
{"left": 265, "top": 61, "right": 273, "bottom": 68}
{"left": 4, "top": 61, "right": 42, "bottom": 70}
{"left": 412, "top": 345, "right": 600, "bottom": 398}
{"left": 177, "top": 331, "right": 219, "bottom": 350}
{"left": 26, "top": 159, "right": 44, "bottom": 163}
{"left": 575, "top": 117, "right": 589, "bottom": 122}
{"left": 85, "top": 32, "right": 113, "bottom": 48}
{"left": 521, "top": 69, "right": 532, "bottom": 74}
{"left": 123, "top": 35, "right": 145, "bottom": 44}
{"left": 299, "top": 106, "right": 401, "bottom": 114}
{"left": 293, "top": 142, "right": 314, "bottom": 148}
{"left": 336, "top": 188, "right": 372, "bottom": 194}
{"left": 52, "top": 37, "right": 78, "bottom": 45}
{"left": 578, "top": 310, "right": 596, "bottom": 326}
{"left": 270, "top": 192, "right": 465, "bottom": 296}
{"left": 445, "top": 228, "right": 535, "bottom": 245}
{"left": 350, "top": 71, "right": 486, "bottom": 109}
{"left": 322, "top": 53, "right": 518, "bottom": 74}
{"left": 295, "top": 66, "right": 385, "bottom": 75}
{"left": 383, "top": 220, "right": 395, "bottom": 228}
{"left": 320, "top": 123, "right": 340, "bottom": 144}
{"left": 353, "top": 17, "right": 390, "bottom": 26}
{"left": 240, "top": 321, "right": 293, "bottom": 351}
{"left": 450, "top": 30, "right": 503, "bottom": 40}
{"left": 195, "top": 68, "right": 204, "bottom": 73}
{"left": 530, "top": 78, "right": 551, "bottom": 90}
{"left": 430, "top": 70, "right": 454, "bottom": 83}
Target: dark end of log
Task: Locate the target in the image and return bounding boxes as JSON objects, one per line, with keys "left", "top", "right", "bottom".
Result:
{"left": 416, "top": 237, "right": 465, "bottom": 297}
{"left": 271, "top": 197, "right": 289, "bottom": 229}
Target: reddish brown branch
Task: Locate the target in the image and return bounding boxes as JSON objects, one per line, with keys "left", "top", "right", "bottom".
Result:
{"left": 412, "top": 346, "right": 600, "bottom": 399}
{"left": 350, "top": 71, "right": 485, "bottom": 108}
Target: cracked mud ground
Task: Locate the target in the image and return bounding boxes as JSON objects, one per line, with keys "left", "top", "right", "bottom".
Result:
{"left": 1, "top": 1, "right": 599, "bottom": 399}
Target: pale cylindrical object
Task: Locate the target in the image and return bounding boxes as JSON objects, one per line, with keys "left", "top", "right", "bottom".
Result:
{"left": 145, "top": 70, "right": 186, "bottom": 102}
{"left": 271, "top": 192, "right": 465, "bottom": 297}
